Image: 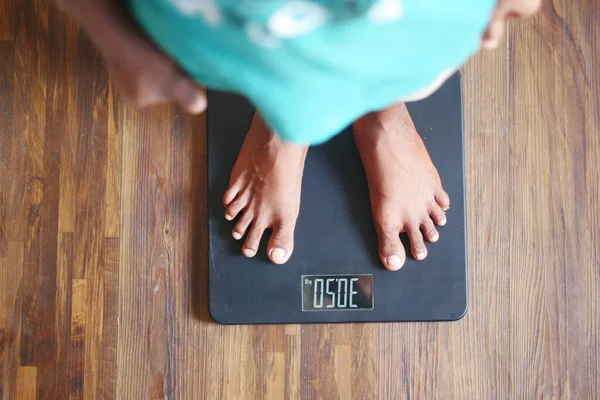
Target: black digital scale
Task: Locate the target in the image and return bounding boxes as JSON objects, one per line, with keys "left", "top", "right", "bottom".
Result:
{"left": 208, "top": 73, "right": 467, "bottom": 324}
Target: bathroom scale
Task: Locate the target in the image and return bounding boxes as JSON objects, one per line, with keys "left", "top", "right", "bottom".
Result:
{"left": 207, "top": 73, "right": 467, "bottom": 325}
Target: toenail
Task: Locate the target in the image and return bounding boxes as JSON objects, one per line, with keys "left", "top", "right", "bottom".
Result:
{"left": 270, "top": 248, "right": 287, "bottom": 262}
{"left": 440, "top": 217, "right": 447, "bottom": 226}
{"left": 225, "top": 213, "right": 233, "bottom": 221}
{"left": 431, "top": 233, "right": 439, "bottom": 242}
{"left": 443, "top": 206, "right": 450, "bottom": 211}
{"left": 416, "top": 251, "right": 426, "bottom": 260}
{"left": 386, "top": 255, "right": 403, "bottom": 269}
{"left": 243, "top": 248, "right": 255, "bottom": 257}
{"left": 232, "top": 231, "right": 242, "bottom": 240}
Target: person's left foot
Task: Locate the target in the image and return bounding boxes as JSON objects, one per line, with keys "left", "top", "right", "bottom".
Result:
{"left": 353, "top": 103, "right": 450, "bottom": 271}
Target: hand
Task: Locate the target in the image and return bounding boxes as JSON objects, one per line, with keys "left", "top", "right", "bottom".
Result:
{"left": 56, "top": 0, "right": 207, "bottom": 114}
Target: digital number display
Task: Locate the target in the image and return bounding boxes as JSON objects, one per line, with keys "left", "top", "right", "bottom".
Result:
{"left": 302, "top": 274, "right": 373, "bottom": 311}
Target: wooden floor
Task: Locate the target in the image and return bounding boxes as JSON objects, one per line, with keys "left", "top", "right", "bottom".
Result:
{"left": 1, "top": 1, "right": 599, "bottom": 399}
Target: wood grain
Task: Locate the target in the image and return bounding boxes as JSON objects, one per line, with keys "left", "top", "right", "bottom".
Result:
{"left": 16, "top": 366, "right": 37, "bottom": 400}
{"left": 0, "top": 0, "right": 13, "bottom": 41}
{"left": 0, "top": 0, "right": 598, "bottom": 398}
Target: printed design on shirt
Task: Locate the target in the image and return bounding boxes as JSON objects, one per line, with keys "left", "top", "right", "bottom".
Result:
{"left": 267, "top": 1, "right": 330, "bottom": 38}
{"left": 169, "top": 0, "right": 223, "bottom": 24}
{"left": 169, "top": 0, "right": 405, "bottom": 47}
{"left": 246, "top": 21, "right": 282, "bottom": 48}
{"left": 367, "top": 0, "right": 404, "bottom": 23}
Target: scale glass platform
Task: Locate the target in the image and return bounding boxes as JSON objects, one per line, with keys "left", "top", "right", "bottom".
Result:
{"left": 207, "top": 73, "right": 467, "bottom": 324}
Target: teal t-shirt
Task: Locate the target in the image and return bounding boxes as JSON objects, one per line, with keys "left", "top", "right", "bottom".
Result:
{"left": 129, "top": 0, "right": 496, "bottom": 144}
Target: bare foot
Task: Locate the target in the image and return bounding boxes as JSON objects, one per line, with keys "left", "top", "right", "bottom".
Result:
{"left": 353, "top": 103, "right": 450, "bottom": 271}
{"left": 223, "top": 113, "right": 308, "bottom": 264}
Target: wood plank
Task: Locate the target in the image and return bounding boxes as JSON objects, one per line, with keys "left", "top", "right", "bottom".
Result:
{"left": 105, "top": 80, "right": 122, "bottom": 238}
{"left": 11, "top": 0, "right": 50, "bottom": 371}
{"left": 73, "top": 31, "right": 110, "bottom": 400}
{"left": 71, "top": 29, "right": 109, "bottom": 280}
{"left": 0, "top": 41, "right": 13, "bottom": 258}
{"left": 99, "top": 238, "right": 119, "bottom": 400}
{"left": 54, "top": 233, "right": 73, "bottom": 400}
{"left": 0, "top": 328, "right": 3, "bottom": 400}
{"left": 349, "top": 325, "right": 378, "bottom": 399}
{"left": 222, "top": 327, "right": 256, "bottom": 398}
{"left": 0, "top": 186, "right": 5, "bottom": 260}
{"left": 117, "top": 104, "right": 176, "bottom": 399}
{"left": 506, "top": 0, "right": 599, "bottom": 396}
{"left": 0, "top": 0, "right": 13, "bottom": 41}
{"left": 70, "top": 279, "right": 88, "bottom": 399}
{"left": 301, "top": 325, "right": 338, "bottom": 399}
{"left": 440, "top": 28, "right": 511, "bottom": 400}
{"left": 542, "top": 0, "right": 599, "bottom": 397}
{"left": 333, "top": 345, "right": 351, "bottom": 399}
{"left": 19, "top": 203, "right": 42, "bottom": 367}
{"left": 8, "top": 0, "right": 48, "bottom": 241}
{"left": 56, "top": 14, "right": 80, "bottom": 234}
{"left": 266, "top": 352, "right": 285, "bottom": 400}
{"left": 33, "top": 7, "right": 68, "bottom": 398}
{"left": 16, "top": 366, "right": 37, "bottom": 400}
{"left": 0, "top": 40, "right": 13, "bottom": 166}
{"left": 284, "top": 331, "right": 301, "bottom": 400}
{"left": 508, "top": 16, "right": 557, "bottom": 399}
{"left": 571, "top": 1, "right": 600, "bottom": 395}
{"left": 0, "top": 241, "right": 24, "bottom": 400}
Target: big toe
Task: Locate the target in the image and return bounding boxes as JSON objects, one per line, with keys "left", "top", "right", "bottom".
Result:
{"left": 267, "top": 222, "right": 295, "bottom": 265}
{"left": 376, "top": 224, "right": 406, "bottom": 271}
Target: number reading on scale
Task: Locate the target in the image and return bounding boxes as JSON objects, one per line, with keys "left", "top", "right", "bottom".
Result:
{"left": 311, "top": 278, "right": 359, "bottom": 309}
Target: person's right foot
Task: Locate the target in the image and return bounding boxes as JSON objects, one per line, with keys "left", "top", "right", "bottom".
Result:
{"left": 353, "top": 103, "right": 450, "bottom": 271}
{"left": 223, "top": 113, "right": 308, "bottom": 264}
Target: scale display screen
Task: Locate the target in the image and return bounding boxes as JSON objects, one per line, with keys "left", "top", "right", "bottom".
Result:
{"left": 302, "top": 274, "right": 374, "bottom": 311}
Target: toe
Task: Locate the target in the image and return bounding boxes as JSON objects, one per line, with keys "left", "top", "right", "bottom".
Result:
{"left": 233, "top": 211, "right": 253, "bottom": 240}
{"left": 421, "top": 219, "right": 439, "bottom": 242}
{"left": 267, "top": 222, "right": 295, "bottom": 264}
{"left": 225, "top": 191, "right": 250, "bottom": 221}
{"left": 223, "top": 186, "right": 238, "bottom": 206}
{"left": 375, "top": 224, "right": 406, "bottom": 271}
{"left": 408, "top": 227, "right": 427, "bottom": 260}
{"left": 429, "top": 204, "right": 447, "bottom": 226}
{"left": 223, "top": 179, "right": 245, "bottom": 206}
{"left": 435, "top": 189, "right": 450, "bottom": 211}
{"left": 243, "top": 220, "right": 267, "bottom": 257}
